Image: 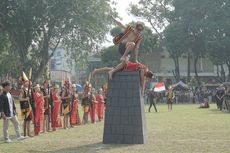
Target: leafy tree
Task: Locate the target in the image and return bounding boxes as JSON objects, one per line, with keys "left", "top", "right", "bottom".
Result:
{"left": 0, "top": 31, "right": 20, "bottom": 79}
{"left": 129, "top": 0, "right": 173, "bottom": 40}
{"left": 0, "top": 0, "right": 114, "bottom": 81}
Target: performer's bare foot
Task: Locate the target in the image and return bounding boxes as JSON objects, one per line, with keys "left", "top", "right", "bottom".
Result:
{"left": 108, "top": 71, "right": 113, "bottom": 80}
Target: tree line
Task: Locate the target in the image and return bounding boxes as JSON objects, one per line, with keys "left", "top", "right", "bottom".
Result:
{"left": 129, "top": 0, "right": 230, "bottom": 83}
{"left": 0, "top": 0, "right": 115, "bottom": 81}
{"left": 101, "top": 0, "right": 230, "bottom": 85}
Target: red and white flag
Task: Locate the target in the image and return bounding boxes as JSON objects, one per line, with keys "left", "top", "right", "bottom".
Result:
{"left": 154, "top": 82, "right": 166, "bottom": 92}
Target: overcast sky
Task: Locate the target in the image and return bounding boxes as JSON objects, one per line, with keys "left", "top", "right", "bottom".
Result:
{"left": 112, "top": 0, "right": 139, "bottom": 24}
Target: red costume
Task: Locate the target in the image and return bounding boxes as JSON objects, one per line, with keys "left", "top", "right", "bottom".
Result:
{"left": 33, "top": 91, "right": 45, "bottom": 134}
{"left": 125, "top": 61, "right": 146, "bottom": 71}
{"left": 96, "top": 94, "right": 105, "bottom": 121}
{"left": 51, "top": 91, "right": 62, "bottom": 128}
{"left": 70, "top": 94, "right": 81, "bottom": 126}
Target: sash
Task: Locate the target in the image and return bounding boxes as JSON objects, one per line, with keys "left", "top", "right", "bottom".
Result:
{"left": 20, "top": 100, "right": 32, "bottom": 118}
{"left": 113, "top": 26, "right": 142, "bottom": 45}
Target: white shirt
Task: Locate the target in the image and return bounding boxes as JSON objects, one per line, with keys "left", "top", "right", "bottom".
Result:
{"left": 6, "top": 92, "right": 14, "bottom": 117}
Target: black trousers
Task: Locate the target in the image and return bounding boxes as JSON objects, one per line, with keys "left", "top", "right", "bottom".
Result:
{"left": 148, "top": 98, "right": 157, "bottom": 112}
{"left": 216, "top": 99, "right": 223, "bottom": 110}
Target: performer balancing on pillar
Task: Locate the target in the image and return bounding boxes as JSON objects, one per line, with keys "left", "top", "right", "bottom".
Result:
{"left": 112, "top": 16, "right": 144, "bottom": 63}
{"left": 92, "top": 60, "right": 153, "bottom": 96}
{"left": 19, "top": 72, "right": 33, "bottom": 137}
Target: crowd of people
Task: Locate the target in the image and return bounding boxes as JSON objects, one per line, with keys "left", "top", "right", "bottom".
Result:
{"left": 145, "top": 84, "right": 230, "bottom": 112}
{"left": 0, "top": 77, "right": 107, "bottom": 143}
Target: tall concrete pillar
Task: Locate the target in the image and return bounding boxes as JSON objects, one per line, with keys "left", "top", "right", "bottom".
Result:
{"left": 103, "top": 71, "right": 147, "bottom": 144}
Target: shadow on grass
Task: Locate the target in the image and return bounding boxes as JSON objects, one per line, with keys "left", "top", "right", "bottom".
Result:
{"left": 28, "top": 142, "right": 135, "bottom": 153}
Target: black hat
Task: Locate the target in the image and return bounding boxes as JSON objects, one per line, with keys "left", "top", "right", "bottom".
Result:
{"left": 2, "top": 81, "right": 11, "bottom": 88}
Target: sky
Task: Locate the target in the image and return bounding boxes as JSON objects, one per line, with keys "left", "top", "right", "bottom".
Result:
{"left": 112, "top": 0, "right": 139, "bottom": 24}
{"left": 102, "top": 0, "right": 140, "bottom": 47}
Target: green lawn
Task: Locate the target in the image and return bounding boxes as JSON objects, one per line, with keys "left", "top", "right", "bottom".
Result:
{"left": 0, "top": 104, "right": 229, "bottom": 153}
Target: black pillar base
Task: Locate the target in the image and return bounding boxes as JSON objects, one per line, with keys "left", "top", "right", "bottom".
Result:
{"left": 103, "top": 71, "right": 147, "bottom": 144}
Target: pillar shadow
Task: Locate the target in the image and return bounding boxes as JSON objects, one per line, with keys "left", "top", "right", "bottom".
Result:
{"left": 28, "top": 142, "right": 135, "bottom": 153}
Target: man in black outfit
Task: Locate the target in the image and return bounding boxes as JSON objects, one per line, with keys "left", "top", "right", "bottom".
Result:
{"left": 148, "top": 87, "right": 157, "bottom": 113}
{"left": 215, "top": 88, "right": 225, "bottom": 111}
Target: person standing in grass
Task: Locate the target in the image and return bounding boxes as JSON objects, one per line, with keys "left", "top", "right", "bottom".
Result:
{"left": 41, "top": 80, "right": 51, "bottom": 133}
{"left": 61, "top": 81, "right": 71, "bottom": 129}
{"left": 215, "top": 87, "right": 225, "bottom": 111}
{"left": 81, "top": 82, "right": 94, "bottom": 124}
{"left": 148, "top": 88, "right": 157, "bottom": 113}
{"left": 33, "top": 84, "right": 45, "bottom": 135}
{"left": 70, "top": 84, "right": 81, "bottom": 127}
{"left": 167, "top": 86, "right": 175, "bottom": 111}
{"left": 51, "top": 84, "right": 62, "bottom": 131}
{"left": 0, "top": 81, "right": 26, "bottom": 143}
{"left": 96, "top": 88, "right": 105, "bottom": 121}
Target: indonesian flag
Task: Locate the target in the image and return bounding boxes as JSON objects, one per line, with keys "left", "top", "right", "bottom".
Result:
{"left": 154, "top": 82, "right": 166, "bottom": 92}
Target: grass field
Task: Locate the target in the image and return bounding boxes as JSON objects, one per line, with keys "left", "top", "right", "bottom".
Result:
{"left": 0, "top": 104, "right": 229, "bottom": 153}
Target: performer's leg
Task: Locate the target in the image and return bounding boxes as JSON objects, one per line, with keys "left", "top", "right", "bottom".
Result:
{"left": 153, "top": 103, "right": 157, "bottom": 112}
{"left": 92, "top": 67, "right": 113, "bottom": 77}
{"left": 63, "top": 115, "right": 66, "bottom": 129}
{"left": 140, "top": 68, "right": 146, "bottom": 96}
{"left": 220, "top": 100, "right": 223, "bottom": 111}
{"left": 108, "top": 61, "right": 126, "bottom": 79}
{"left": 42, "top": 115, "right": 46, "bottom": 132}
{"left": 27, "top": 121, "right": 33, "bottom": 137}
{"left": 11, "top": 116, "right": 21, "bottom": 138}
{"left": 120, "top": 42, "right": 135, "bottom": 61}
{"left": 3, "top": 118, "right": 10, "bottom": 141}
{"left": 23, "top": 119, "right": 26, "bottom": 136}
{"left": 148, "top": 102, "right": 153, "bottom": 112}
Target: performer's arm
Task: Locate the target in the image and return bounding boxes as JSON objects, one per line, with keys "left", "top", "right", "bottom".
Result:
{"left": 134, "top": 39, "right": 142, "bottom": 63}
{"left": 111, "top": 16, "right": 126, "bottom": 30}
{"left": 140, "top": 69, "right": 146, "bottom": 96}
